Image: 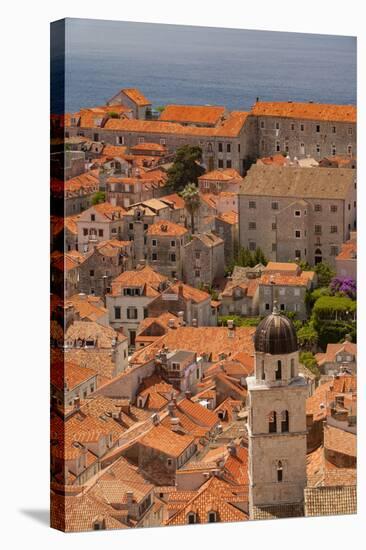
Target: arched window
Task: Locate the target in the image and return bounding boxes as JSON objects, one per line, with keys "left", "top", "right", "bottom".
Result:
{"left": 277, "top": 461, "right": 283, "bottom": 482}
{"left": 207, "top": 143, "right": 213, "bottom": 153}
{"left": 187, "top": 512, "right": 197, "bottom": 524}
{"left": 269, "top": 411, "right": 277, "bottom": 433}
{"left": 276, "top": 360, "right": 282, "bottom": 380}
{"left": 281, "top": 410, "right": 289, "bottom": 433}
{"left": 261, "top": 360, "right": 265, "bottom": 380}
{"left": 208, "top": 511, "right": 217, "bottom": 523}
{"left": 290, "top": 358, "right": 295, "bottom": 378}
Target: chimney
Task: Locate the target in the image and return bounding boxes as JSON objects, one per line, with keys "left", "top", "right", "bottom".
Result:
{"left": 78, "top": 293, "right": 87, "bottom": 301}
{"left": 151, "top": 413, "right": 160, "bottom": 426}
{"left": 168, "top": 318, "right": 176, "bottom": 329}
{"left": 168, "top": 401, "right": 175, "bottom": 416}
{"left": 73, "top": 396, "right": 80, "bottom": 411}
{"left": 227, "top": 319, "right": 234, "bottom": 330}
{"left": 185, "top": 390, "right": 192, "bottom": 400}
{"left": 227, "top": 442, "right": 237, "bottom": 456}
{"left": 178, "top": 284, "right": 184, "bottom": 297}
{"left": 178, "top": 311, "right": 184, "bottom": 326}
{"left": 126, "top": 491, "right": 134, "bottom": 506}
{"left": 192, "top": 318, "right": 198, "bottom": 327}
{"left": 170, "top": 417, "right": 181, "bottom": 432}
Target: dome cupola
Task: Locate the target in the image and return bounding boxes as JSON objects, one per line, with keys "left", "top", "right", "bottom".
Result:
{"left": 254, "top": 302, "right": 298, "bottom": 355}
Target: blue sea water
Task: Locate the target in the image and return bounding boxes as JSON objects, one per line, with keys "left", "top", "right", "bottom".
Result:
{"left": 52, "top": 19, "right": 356, "bottom": 114}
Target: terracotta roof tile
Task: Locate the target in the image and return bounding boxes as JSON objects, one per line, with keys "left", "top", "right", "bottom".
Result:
{"left": 139, "top": 424, "right": 194, "bottom": 458}
{"left": 147, "top": 220, "right": 188, "bottom": 236}
{"left": 160, "top": 105, "right": 226, "bottom": 125}
{"left": 110, "top": 265, "right": 167, "bottom": 297}
{"left": 199, "top": 168, "right": 242, "bottom": 181}
{"left": 251, "top": 101, "right": 356, "bottom": 123}
{"left": 121, "top": 88, "right": 151, "bottom": 106}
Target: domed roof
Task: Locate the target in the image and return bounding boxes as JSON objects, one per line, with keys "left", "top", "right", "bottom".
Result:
{"left": 254, "top": 303, "right": 298, "bottom": 355}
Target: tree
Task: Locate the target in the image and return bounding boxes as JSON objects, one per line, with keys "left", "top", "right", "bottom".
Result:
{"left": 299, "top": 351, "right": 320, "bottom": 379}
{"left": 180, "top": 183, "right": 200, "bottom": 234}
{"left": 330, "top": 276, "right": 356, "bottom": 299}
{"left": 92, "top": 191, "right": 106, "bottom": 205}
{"left": 254, "top": 247, "right": 268, "bottom": 266}
{"left": 314, "top": 262, "right": 335, "bottom": 287}
{"left": 166, "top": 145, "right": 205, "bottom": 192}
{"left": 297, "top": 322, "right": 319, "bottom": 351}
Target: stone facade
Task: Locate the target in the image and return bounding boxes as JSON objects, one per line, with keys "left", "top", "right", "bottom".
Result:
{"left": 146, "top": 221, "right": 189, "bottom": 279}
{"left": 238, "top": 165, "right": 357, "bottom": 267}
{"left": 183, "top": 233, "right": 225, "bottom": 288}
{"left": 77, "top": 203, "right": 126, "bottom": 253}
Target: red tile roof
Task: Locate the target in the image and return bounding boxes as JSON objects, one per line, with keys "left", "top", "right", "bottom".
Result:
{"left": 251, "top": 101, "right": 356, "bottom": 123}
{"left": 147, "top": 220, "right": 188, "bottom": 236}
{"left": 139, "top": 424, "right": 194, "bottom": 457}
{"left": 160, "top": 105, "right": 226, "bottom": 125}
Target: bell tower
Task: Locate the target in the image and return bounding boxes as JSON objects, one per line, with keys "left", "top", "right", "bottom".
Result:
{"left": 247, "top": 303, "right": 308, "bottom": 517}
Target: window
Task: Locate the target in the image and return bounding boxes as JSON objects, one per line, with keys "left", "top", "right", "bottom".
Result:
{"left": 276, "top": 360, "right": 282, "bottom": 380}
{"left": 272, "top": 243, "right": 277, "bottom": 252}
{"left": 166, "top": 458, "right": 173, "bottom": 467}
{"left": 261, "top": 139, "right": 265, "bottom": 151}
{"left": 171, "top": 240, "right": 176, "bottom": 247}
{"left": 218, "top": 159, "right": 224, "bottom": 168}
{"left": 269, "top": 411, "right": 277, "bottom": 433}
{"left": 265, "top": 303, "right": 270, "bottom": 310}
{"left": 98, "top": 229, "right": 103, "bottom": 237}
{"left": 195, "top": 269, "right": 200, "bottom": 278}
{"left": 316, "top": 144, "right": 320, "bottom": 154}
{"left": 160, "top": 138, "right": 166, "bottom": 145}
{"left": 314, "top": 204, "right": 322, "bottom": 212}
{"left": 187, "top": 513, "right": 196, "bottom": 525}
{"left": 93, "top": 133, "right": 99, "bottom": 142}
{"left": 195, "top": 251, "right": 201, "bottom": 260}
{"left": 260, "top": 120, "right": 265, "bottom": 129}
{"left": 291, "top": 358, "right": 295, "bottom": 378}
{"left": 316, "top": 124, "right": 320, "bottom": 133}
{"left": 281, "top": 410, "right": 289, "bottom": 432}
{"left": 348, "top": 145, "right": 352, "bottom": 156}
{"left": 271, "top": 201, "right": 279, "bottom": 210}
{"left": 249, "top": 201, "right": 256, "bottom": 209}
{"left": 330, "top": 246, "right": 339, "bottom": 256}
{"left": 330, "top": 225, "right": 338, "bottom": 234}
{"left": 348, "top": 127, "right": 353, "bottom": 135}
{"left": 90, "top": 270, "right": 94, "bottom": 277}
{"left": 226, "top": 143, "right": 231, "bottom": 153}
{"left": 291, "top": 123, "right": 295, "bottom": 131}
{"left": 127, "top": 307, "right": 138, "bottom": 320}
{"left": 248, "top": 241, "right": 256, "bottom": 251}
{"left": 261, "top": 360, "right": 266, "bottom": 380}
{"left": 83, "top": 228, "right": 88, "bottom": 236}
{"left": 295, "top": 249, "right": 301, "bottom": 259}
{"left": 208, "top": 512, "right": 217, "bottom": 523}
{"left": 330, "top": 205, "right": 338, "bottom": 213}
{"left": 152, "top": 253, "right": 157, "bottom": 261}
{"left": 137, "top": 137, "right": 145, "bottom": 144}
{"left": 249, "top": 221, "right": 256, "bottom": 230}
{"left": 277, "top": 461, "right": 283, "bottom": 482}
{"left": 295, "top": 230, "right": 301, "bottom": 238}
{"left": 332, "top": 126, "right": 336, "bottom": 133}
{"left": 170, "top": 253, "right": 176, "bottom": 262}
{"left": 284, "top": 140, "right": 289, "bottom": 152}
{"left": 91, "top": 214, "right": 95, "bottom": 222}
{"left": 114, "top": 306, "right": 121, "bottom": 319}
{"left": 332, "top": 144, "right": 336, "bottom": 156}
{"left": 117, "top": 136, "right": 124, "bottom": 145}
{"left": 300, "top": 123, "right": 304, "bottom": 132}
{"left": 226, "top": 160, "right": 232, "bottom": 168}
{"left": 152, "top": 239, "right": 157, "bottom": 247}
{"left": 314, "top": 225, "right": 322, "bottom": 235}
{"left": 207, "top": 142, "right": 213, "bottom": 153}
{"left": 272, "top": 222, "right": 277, "bottom": 230}
{"left": 280, "top": 303, "right": 285, "bottom": 311}
{"left": 300, "top": 143, "right": 305, "bottom": 155}
{"left": 218, "top": 142, "right": 223, "bottom": 152}
{"left": 276, "top": 140, "right": 280, "bottom": 152}
{"left": 294, "top": 288, "right": 300, "bottom": 297}
{"left": 275, "top": 122, "right": 280, "bottom": 130}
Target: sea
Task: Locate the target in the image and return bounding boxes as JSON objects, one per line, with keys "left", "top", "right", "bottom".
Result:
{"left": 51, "top": 19, "right": 357, "bottom": 114}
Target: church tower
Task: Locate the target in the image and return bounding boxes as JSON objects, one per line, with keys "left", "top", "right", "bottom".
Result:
{"left": 247, "top": 303, "right": 308, "bottom": 518}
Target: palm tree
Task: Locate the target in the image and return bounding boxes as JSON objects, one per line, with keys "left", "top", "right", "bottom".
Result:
{"left": 181, "top": 183, "right": 200, "bottom": 234}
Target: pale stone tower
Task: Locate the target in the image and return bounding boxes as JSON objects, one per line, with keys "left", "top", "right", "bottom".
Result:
{"left": 247, "top": 303, "right": 308, "bottom": 518}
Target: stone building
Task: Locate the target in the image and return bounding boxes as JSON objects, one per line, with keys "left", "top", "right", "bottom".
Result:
{"left": 256, "top": 262, "right": 317, "bottom": 320}
{"left": 156, "top": 349, "right": 203, "bottom": 392}
{"left": 147, "top": 282, "right": 217, "bottom": 327}
{"left": 146, "top": 220, "right": 189, "bottom": 279}
{"left": 219, "top": 265, "right": 263, "bottom": 316}
{"left": 51, "top": 215, "right": 79, "bottom": 252}
{"left": 106, "top": 265, "right": 169, "bottom": 347}
{"left": 77, "top": 240, "right": 133, "bottom": 297}
{"left": 183, "top": 233, "right": 225, "bottom": 288}
{"left": 63, "top": 170, "right": 100, "bottom": 216}
{"left": 238, "top": 164, "right": 357, "bottom": 267}
{"left": 198, "top": 168, "right": 243, "bottom": 194}
{"left": 251, "top": 101, "right": 357, "bottom": 159}
{"left": 335, "top": 233, "right": 357, "bottom": 280}
{"left": 214, "top": 211, "right": 239, "bottom": 266}
{"left": 77, "top": 202, "right": 126, "bottom": 253}
{"left": 315, "top": 340, "right": 357, "bottom": 376}
{"left": 51, "top": 360, "right": 98, "bottom": 409}
{"left": 247, "top": 306, "right": 308, "bottom": 518}
{"left": 107, "top": 88, "right": 152, "bottom": 120}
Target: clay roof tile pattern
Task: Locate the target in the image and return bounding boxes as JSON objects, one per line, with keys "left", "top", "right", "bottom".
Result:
{"left": 251, "top": 101, "right": 356, "bottom": 123}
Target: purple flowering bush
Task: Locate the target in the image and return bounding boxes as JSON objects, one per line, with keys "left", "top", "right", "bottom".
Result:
{"left": 330, "top": 277, "right": 357, "bottom": 299}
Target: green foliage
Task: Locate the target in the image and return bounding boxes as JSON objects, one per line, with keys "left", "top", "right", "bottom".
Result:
{"left": 311, "top": 295, "right": 356, "bottom": 349}
{"left": 312, "top": 296, "right": 356, "bottom": 320}
{"left": 254, "top": 247, "right": 267, "bottom": 266}
{"left": 297, "top": 322, "right": 319, "bottom": 350}
{"left": 227, "top": 246, "right": 268, "bottom": 271}
{"left": 218, "top": 315, "right": 262, "bottom": 327}
{"left": 155, "top": 106, "right": 166, "bottom": 113}
{"left": 180, "top": 183, "right": 200, "bottom": 234}
{"left": 107, "top": 111, "right": 119, "bottom": 118}
{"left": 299, "top": 351, "right": 320, "bottom": 379}
{"left": 166, "top": 145, "right": 205, "bottom": 192}
{"left": 297, "top": 260, "right": 312, "bottom": 271}
{"left": 198, "top": 283, "right": 219, "bottom": 301}
{"left": 314, "top": 262, "right": 336, "bottom": 287}
{"left": 92, "top": 191, "right": 106, "bottom": 205}
{"left": 306, "top": 287, "right": 332, "bottom": 310}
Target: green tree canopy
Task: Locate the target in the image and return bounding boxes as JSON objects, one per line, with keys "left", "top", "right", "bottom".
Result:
{"left": 299, "top": 351, "right": 320, "bottom": 379}
{"left": 92, "top": 191, "right": 106, "bottom": 205}
{"left": 314, "top": 262, "right": 336, "bottom": 287}
{"left": 167, "top": 145, "right": 205, "bottom": 192}
{"left": 180, "top": 183, "right": 200, "bottom": 234}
